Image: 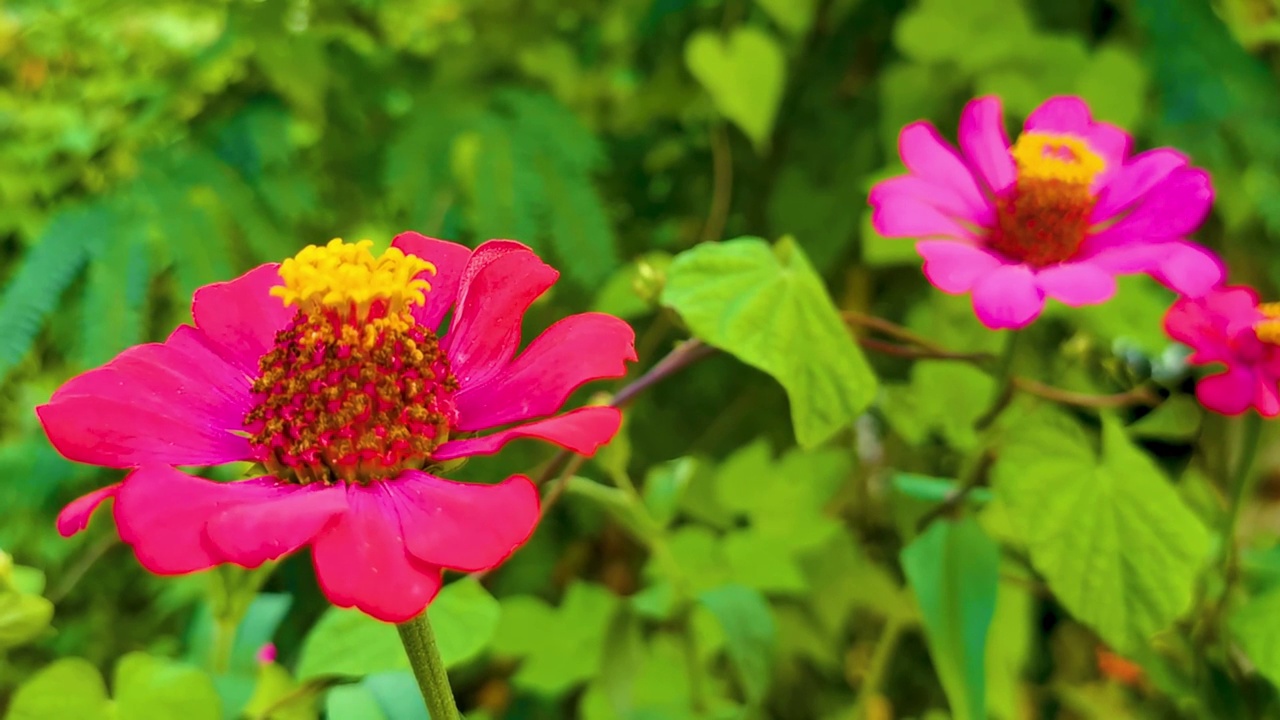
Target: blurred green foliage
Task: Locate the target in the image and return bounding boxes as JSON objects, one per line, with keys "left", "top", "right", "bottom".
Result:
{"left": 7, "top": 0, "right": 1280, "bottom": 718}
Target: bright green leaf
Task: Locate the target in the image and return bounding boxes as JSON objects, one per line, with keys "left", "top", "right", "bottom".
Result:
{"left": 662, "top": 237, "right": 877, "bottom": 447}
{"left": 643, "top": 457, "right": 698, "bottom": 528}
{"left": 428, "top": 579, "right": 502, "bottom": 669}
{"left": 892, "top": 474, "right": 994, "bottom": 506}
{"left": 0, "top": 592, "right": 53, "bottom": 649}
{"left": 902, "top": 517, "right": 999, "bottom": 720}
{"left": 296, "top": 610, "right": 408, "bottom": 680}
{"left": 1075, "top": 44, "right": 1148, "bottom": 128}
{"left": 492, "top": 581, "right": 619, "bottom": 696}
{"left": 993, "top": 417, "right": 1212, "bottom": 653}
{"left": 755, "top": 0, "right": 817, "bottom": 36}
{"left": 113, "top": 652, "right": 222, "bottom": 720}
{"left": 723, "top": 529, "right": 809, "bottom": 595}
{"left": 4, "top": 658, "right": 110, "bottom": 720}
{"left": 698, "top": 584, "right": 777, "bottom": 707}
{"left": 297, "top": 580, "right": 498, "bottom": 680}
{"left": 324, "top": 685, "right": 389, "bottom": 720}
{"left": 1229, "top": 588, "right": 1280, "bottom": 691}
{"left": 1128, "top": 395, "right": 1202, "bottom": 441}
{"left": 881, "top": 361, "right": 995, "bottom": 450}
{"left": 684, "top": 28, "right": 786, "bottom": 150}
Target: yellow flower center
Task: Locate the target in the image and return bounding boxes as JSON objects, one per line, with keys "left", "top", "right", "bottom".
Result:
{"left": 1256, "top": 302, "right": 1280, "bottom": 345}
{"left": 987, "top": 132, "right": 1105, "bottom": 268}
{"left": 270, "top": 238, "right": 437, "bottom": 318}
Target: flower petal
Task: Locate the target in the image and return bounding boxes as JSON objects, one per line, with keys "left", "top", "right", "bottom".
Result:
{"left": 453, "top": 313, "right": 636, "bottom": 432}
{"left": 389, "top": 471, "right": 540, "bottom": 572}
{"left": 432, "top": 406, "right": 622, "bottom": 461}
{"left": 56, "top": 483, "right": 121, "bottom": 537}
{"left": 1148, "top": 240, "right": 1225, "bottom": 298}
{"left": 205, "top": 483, "right": 348, "bottom": 568}
{"left": 192, "top": 264, "right": 293, "bottom": 375}
{"left": 1034, "top": 262, "right": 1117, "bottom": 307}
{"left": 970, "top": 264, "right": 1045, "bottom": 329}
{"left": 1089, "top": 167, "right": 1213, "bottom": 242}
{"left": 1164, "top": 286, "right": 1263, "bottom": 365}
{"left": 958, "top": 96, "right": 1016, "bottom": 194}
{"left": 1024, "top": 95, "right": 1131, "bottom": 188}
{"left": 442, "top": 241, "right": 559, "bottom": 390}
{"left": 916, "top": 240, "right": 1005, "bottom": 294}
{"left": 37, "top": 326, "right": 254, "bottom": 469}
{"left": 311, "top": 483, "right": 444, "bottom": 623}
{"left": 869, "top": 187, "right": 980, "bottom": 240}
{"left": 1093, "top": 149, "right": 1189, "bottom": 221}
{"left": 869, "top": 175, "right": 992, "bottom": 228}
{"left": 898, "top": 122, "right": 991, "bottom": 221}
{"left": 391, "top": 232, "right": 475, "bottom": 332}
{"left": 1197, "top": 368, "right": 1260, "bottom": 416}
{"left": 114, "top": 467, "right": 281, "bottom": 574}
{"left": 1256, "top": 375, "right": 1280, "bottom": 418}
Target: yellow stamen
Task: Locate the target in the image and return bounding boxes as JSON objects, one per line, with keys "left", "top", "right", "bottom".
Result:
{"left": 271, "top": 238, "right": 437, "bottom": 315}
{"left": 1010, "top": 132, "right": 1106, "bottom": 187}
{"left": 1257, "top": 302, "right": 1280, "bottom": 345}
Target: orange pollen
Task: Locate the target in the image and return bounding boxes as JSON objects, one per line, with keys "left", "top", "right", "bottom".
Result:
{"left": 244, "top": 239, "right": 455, "bottom": 484}
{"left": 987, "top": 132, "right": 1105, "bottom": 268}
{"left": 1256, "top": 302, "right": 1280, "bottom": 345}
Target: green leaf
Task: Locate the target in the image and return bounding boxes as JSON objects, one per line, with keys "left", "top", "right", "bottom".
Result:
{"left": 1075, "top": 44, "right": 1149, "bottom": 128}
{"left": 492, "top": 581, "right": 619, "bottom": 696}
{"left": 662, "top": 237, "right": 877, "bottom": 447}
{"left": 712, "top": 440, "right": 849, "bottom": 552}
{"left": 362, "top": 672, "right": 430, "bottom": 720}
{"left": 298, "top": 580, "right": 498, "bottom": 680}
{"left": 1229, "top": 588, "right": 1280, "bottom": 691}
{"left": 296, "top": 610, "right": 404, "bottom": 681}
{"left": 880, "top": 361, "right": 996, "bottom": 450}
{"left": 684, "top": 28, "right": 786, "bottom": 150}
{"left": 0, "top": 592, "right": 53, "bottom": 649}
{"left": 698, "top": 584, "right": 777, "bottom": 706}
{"left": 427, "top": 578, "right": 501, "bottom": 668}
{"left": 113, "top": 652, "right": 222, "bottom": 720}
{"left": 723, "top": 529, "right": 809, "bottom": 595}
{"left": 0, "top": 202, "right": 103, "bottom": 383}
{"left": 1128, "top": 396, "right": 1202, "bottom": 441}
{"left": 324, "top": 685, "right": 389, "bottom": 720}
{"left": 3, "top": 658, "right": 110, "bottom": 720}
{"left": 892, "top": 474, "right": 994, "bottom": 506}
{"left": 643, "top": 457, "right": 698, "bottom": 528}
{"left": 755, "top": 0, "right": 817, "bottom": 36}
{"left": 901, "top": 517, "right": 1000, "bottom": 720}
{"left": 993, "top": 417, "right": 1212, "bottom": 653}
{"left": 242, "top": 663, "right": 320, "bottom": 720}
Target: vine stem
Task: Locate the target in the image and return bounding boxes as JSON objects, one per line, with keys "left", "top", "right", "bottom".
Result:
{"left": 853, "top": 615, "right": 906, "bottom": 718}
{"left": 1223, "top": 412, "right": 1265, "bottom": 577}
{"left": 397, "top": 612, "right": 462, "bottom": 720}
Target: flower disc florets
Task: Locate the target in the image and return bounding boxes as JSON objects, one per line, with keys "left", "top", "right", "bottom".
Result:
{"left": 988, "top": 132, "right": 1104, "bottom": 267}
{"left": 244, "top": 239, "right": 458, "bottom": 484}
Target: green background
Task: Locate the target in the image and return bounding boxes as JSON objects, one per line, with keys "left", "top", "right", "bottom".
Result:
{"left": 5, "top": 0, "right": 1280, "bottom": 718}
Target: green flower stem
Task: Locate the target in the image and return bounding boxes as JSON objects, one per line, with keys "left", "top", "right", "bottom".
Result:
{"left": 1223, "top": 412, "right": 1265, "bottom": 576}
{"left": 397, "top": 611, "right": 462, "bottom": 720}
{"left": 974, "top": 330, "right": 1022, "bottom": 429}
{"left": 853, "top": 615, "right": 906, "bottom": 717}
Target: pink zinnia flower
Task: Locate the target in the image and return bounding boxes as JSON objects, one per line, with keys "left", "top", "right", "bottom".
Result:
{"left": 1164, "top": 285, "right": 1280, "bottom": 416}
{"left": 870, "top": 95, "right": 1222, "bottom": 329}
{"left": 39, "top": 234, "right": 636, "bottom": 622}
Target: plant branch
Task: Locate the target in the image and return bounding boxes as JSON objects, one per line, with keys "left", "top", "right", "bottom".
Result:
{"left": 699, "top": 124, "right": 734, "bottom": 243}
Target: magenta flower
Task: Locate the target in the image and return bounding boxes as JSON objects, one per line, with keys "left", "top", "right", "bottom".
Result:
{"left": 39, "top": 234, "right": 636, "bottom": 622}
{"left": 1164, "top": 285, "right": 1280, "bottom": 417}
{"left": 870, "top": 95, "right": 1222, "bottom": 329}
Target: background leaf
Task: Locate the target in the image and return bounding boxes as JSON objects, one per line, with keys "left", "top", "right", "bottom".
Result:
{"left": 662, "top": 237, "right": 878, "bottom": 446}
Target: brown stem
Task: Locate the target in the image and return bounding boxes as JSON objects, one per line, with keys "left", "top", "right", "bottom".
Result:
{"left": 856, "top": 337, "right": 993, "bottom": 364}
{"left": 698, "top": 125, "right": 734, "bottom": 243}
{"left": 1012, "top": 378, "right": 1161, "bottom": 409}
{"left": 470, "top": 340, "right": 715, "bottom": 582}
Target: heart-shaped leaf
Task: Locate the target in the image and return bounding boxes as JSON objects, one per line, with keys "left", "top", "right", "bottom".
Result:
{"left": 684, "top": 28, "right": 786, "bottom": 150}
